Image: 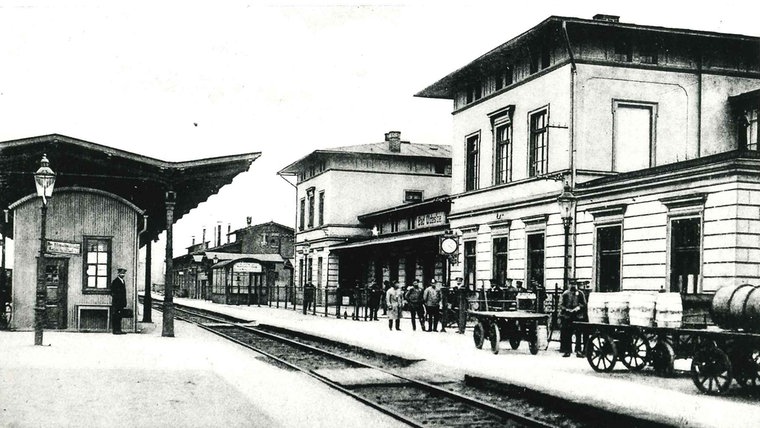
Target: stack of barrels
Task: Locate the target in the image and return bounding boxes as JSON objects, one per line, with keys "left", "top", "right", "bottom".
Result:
{"left": 587, "top": 291, "right": 683, "bottom": 328}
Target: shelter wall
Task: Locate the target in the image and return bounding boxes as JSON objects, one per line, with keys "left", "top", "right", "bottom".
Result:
{"left": 12, "top": 189, "right": 140, "bottom": 331}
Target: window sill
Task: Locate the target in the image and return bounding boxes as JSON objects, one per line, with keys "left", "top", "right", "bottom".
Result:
{"left": 82, "top": 289, "right": 112, "bottom": 295}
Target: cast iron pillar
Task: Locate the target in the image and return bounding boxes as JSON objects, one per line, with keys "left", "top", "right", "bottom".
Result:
{"left": 162, "top": 191, "right": 176, "bottom": 337}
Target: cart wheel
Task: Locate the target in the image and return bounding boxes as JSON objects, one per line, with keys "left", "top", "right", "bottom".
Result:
{"left": 509, "top": 338, "right": 521, "bottom": 350}
{"left": 651, "top": 341, "right": 675, "bottom": 377}
{"left": 529, "top": 339, "right": 539, "bottom": 355}
{"left": 490, "top": 323, "right": 501, "bottom": 355}
{"left": 586, "top": 333, "right": 617, "bottom": 372}
{"left": 691, "top": 346, "right": 733, "bottom": 395}
{"left": 734, "top": 349, "right": 760, "bottom": 389}
{"left": 621, "top": 332, "right": 651, "bottom": 371}
{"left": 473, "top": 321, "right": 485, "bottom": 349}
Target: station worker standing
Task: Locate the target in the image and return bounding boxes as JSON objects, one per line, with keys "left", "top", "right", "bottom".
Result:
{"left": 423, "top": 279, "right": 442, "bottom": 332}
{"left": 559, "top": 282, "right": 586, "bottom": 357}
{"left": 386, "top": 281, "right": 403, "bottom": 331}
{"left": 111, "top": 268, "right": 127, "bottom": 335}
{"left": 404, "top": 279, "right": 425, "bottom": 331}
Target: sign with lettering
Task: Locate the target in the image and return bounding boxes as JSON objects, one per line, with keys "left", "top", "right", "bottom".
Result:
{"left": 234, "top": 262, "right": 262, "bottom": 273}
{"left": 415, "top": 211, "right": 446, "bottom": 229}
{"left": 47, "top": 240, "right": 81, "bottom": 255}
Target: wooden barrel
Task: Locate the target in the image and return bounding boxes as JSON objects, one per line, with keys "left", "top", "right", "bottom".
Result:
{"left": 607, "top": 292, "right": 630, "bottom": 325}
{"left": 629, "top": 292, "right": 657, "bottom": 327}
{"left": 587, "top": 293, "right": 609, "bottom": 324}
{"left": 710, "top": 284, "right": 760, "bottom": 332}
{"left": 656, "top": 293, "right": 683, "bottom": 328}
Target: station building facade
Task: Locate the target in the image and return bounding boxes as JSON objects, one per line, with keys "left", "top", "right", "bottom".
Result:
{"left": 171, "top": 220, "right": 294, "bottom": 300}
{"left": 278, "top": 131, "right": 451, "bottom": 293}
{"left": 416, "top": 14, "right": 760, "bottom": 295}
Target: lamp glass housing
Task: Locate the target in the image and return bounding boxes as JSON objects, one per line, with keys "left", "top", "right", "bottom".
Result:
{"left": 557, "top": 184, "right": 577, "bottom": 220}
{"left": 34, "top": 154, "right": 56, "bottom": 202}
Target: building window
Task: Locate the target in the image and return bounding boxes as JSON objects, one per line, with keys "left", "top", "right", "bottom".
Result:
{"left": 670, "top": 217, "right": 701, "bottom": 293}
{"left": 407, "top": 217, "right": 416, "bottom": 230}
{"left": 526, "top": 233, "right": 545, "bottom": 289}
{"left": 492, "top": 237, "right": 508, "bottom": 287}
{"left": 391, "top": 220, "right": 399, "bottom": 233}
{"left": 614, "top": 39, "right": 632, "bottom": 62}
{"left": 307, "top": 257, "right": 313, "bottom": 284}
{"left": 318, "top": 191, "right": 325, "bottom": 226}
{"left": 740, "top": 108, "right": 759, "bottom": 151}
{"left": 494, "top": 120, "right": 513, "bottom": 185}
{"left": 529, "top": 108, "right": 549, "bottom": 177}
{"left": 317, "top": 257, "right": 323, "bottom": 288}
{"left": 84, "top": 237, "right": 110, "bottom": 291}
{"left": 307, "top": 188, "right": 315, "bottom": 228}
{"left": 466, "top": 83, "right": 482, "bottom": 104}
{"left": 613, "top": 101, "right": 656, "bottom": 172}
{"left": 404, "top": 190, "right": 423, "bottom": 203}
{"left": 299, "top": 198, "right": 305, "bottom": 231}
{"left": 464, "top": 241, "right": 477, "bottom": 290}
{"left": 465, "top": 133, "right": 480, "bottom": 191}
{"left": 596, "top": 225, "right": 622, "bottom": 292}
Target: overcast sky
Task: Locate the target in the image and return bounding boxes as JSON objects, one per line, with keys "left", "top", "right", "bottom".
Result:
{"left": 1, "top": 0, "right": 758, "bottom": 263}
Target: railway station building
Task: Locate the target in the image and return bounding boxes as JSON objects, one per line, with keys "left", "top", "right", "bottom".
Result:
{"left": 416, "top": 14, "right": 760, "bottom": 298}
{"left": 278, "top": 131, "right": 451, "bottom": 296}
{"left": 0, "top": 134, "right": 259, "bottom": 333}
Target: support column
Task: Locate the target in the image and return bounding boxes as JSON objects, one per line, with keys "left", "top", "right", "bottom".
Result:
{"left": 34, "top": 203, "right": 47, "bottom": 345}
{"left": 142, "top": 240, "right": 152, "bottom": 323}
{"left": 162, "top": 191, "right": 176, "bottom": 337}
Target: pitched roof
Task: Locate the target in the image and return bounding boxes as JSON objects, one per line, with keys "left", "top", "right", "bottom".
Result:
{"left": 278, "top": 141, "right": 450, "bottom": 175}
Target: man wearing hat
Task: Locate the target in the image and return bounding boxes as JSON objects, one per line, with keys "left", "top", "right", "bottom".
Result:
{"left": 111, "top": 268, "right": 127, "bottom": 335}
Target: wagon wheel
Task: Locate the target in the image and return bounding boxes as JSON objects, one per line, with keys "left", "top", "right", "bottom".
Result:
{"left": 509, "top": 338, "right": 521, "bottom": 350}
{"left": 490, "top": 322, "right": 501, "bottom": 355}
{"left": 651, "top": 341, "right": 675, "bottom": 377}
{"left": 473, "top": 321, "right": 485, "bottom": 349}
{"left": 586, "top": 333, "right": 617, "bottom": 372}
{"left": 734, "top": 349, "right": 760, "bottom": 389}
{"left": 691, "top": 346, "right": 733, "bottom": 395}
{"left": 529, "top": 334, "right": 539, "bottom": 355}
{"left": 621, "top": 332, "right": 651, "bottom": 371}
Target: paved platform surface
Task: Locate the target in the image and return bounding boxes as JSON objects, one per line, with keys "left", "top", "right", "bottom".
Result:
{"left": 0, "top": 310, "right": 404, "bottom": 428}
{"left": 165, "top": 296, "right": 760, "bottom": 428}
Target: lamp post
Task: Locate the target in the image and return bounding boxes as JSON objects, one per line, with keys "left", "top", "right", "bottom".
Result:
{"left": 302, "top": 240, "right": 310, "bottom": 314}
{"left": 557, "top": 183, "right": 577, "bottom": 290}
{"left": 33, "top": 154, "right": 56, "bottom": 346}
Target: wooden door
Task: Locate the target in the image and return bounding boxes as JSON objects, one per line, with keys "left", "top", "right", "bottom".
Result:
{"left": 44, "top": 258, "right": 68, "bottom": 329}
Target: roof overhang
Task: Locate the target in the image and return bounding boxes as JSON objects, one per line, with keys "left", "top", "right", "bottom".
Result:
{"left": 0, "top": 134, "right": 260, "bottom": 246}
{"left": 330, "top": 229, "right": 442, "bottom": 251}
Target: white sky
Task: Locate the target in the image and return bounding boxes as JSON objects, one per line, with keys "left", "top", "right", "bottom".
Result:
{"left": 1, "top": 0, "right": 758, "bottom": 266}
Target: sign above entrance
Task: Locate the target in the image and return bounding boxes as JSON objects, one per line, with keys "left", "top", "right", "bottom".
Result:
{"left": 234, "top": 262, "right": 262, "bottom": 273}
{"left": 416, "top": 211, "right": 446, "bottom": 229}
{"left": 46, "top": 240, "right": 81, "bottom": 255}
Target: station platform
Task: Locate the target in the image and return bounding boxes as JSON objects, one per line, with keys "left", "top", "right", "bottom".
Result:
{"left": 0, "top": 309, "right": 404, "bottom": 428}
{"left": 163, "top": 296, "right": 760, "bottom": 428}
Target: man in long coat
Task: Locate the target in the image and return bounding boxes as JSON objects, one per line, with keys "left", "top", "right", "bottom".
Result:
{"left": 111, "top": 268, "right": 127, "bottom": 334}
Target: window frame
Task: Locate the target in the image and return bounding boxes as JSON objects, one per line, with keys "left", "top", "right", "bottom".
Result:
{"left": 82, "top": 236, "right": 112, "bottom": 294}
{"left": 404, "top": 190, "right": 423, "bottom": 203}
{"left": 299, "top": 198, "right": 305, "bottom": 231}
{"left": 612, "top": 100, "right": 657, "bottom": 172}
{"left": 465, "top": 131, "right": 481, "bottom": 191}
{"left": 463, "top": 240, "right": 477, "bottom": 290}
{"left": 667, "top": 215, "right": 703, "bottom": 294}
{"left": 525, "top": 232, "right": 546, "bottom": 289}
{"left": 306, "top": 187, "right": 315, "bottom": 229}
{"left": 492, "top": 236, "right": 509, "bottom": 287}
{"left": 594, "top": 224, "right": 623, "bottom": 293}
{"left": 318, "top": 191, "right": 325, "bottom": 226}
{"left": 493, "top": 117, "right": 513, "bottom": 185}
{"left": 528, "top": 106, "right": 549, "bottom": 177}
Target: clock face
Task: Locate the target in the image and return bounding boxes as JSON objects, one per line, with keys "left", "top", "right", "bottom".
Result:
{"left": 441, "top": 237, "right": 458, "bottom": 254}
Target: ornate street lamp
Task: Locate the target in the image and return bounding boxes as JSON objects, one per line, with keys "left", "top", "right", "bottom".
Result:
{"left": 557, "top": 183, "right": 577, "bottom": 290}
{"left": 33, "top": 154, "right": 56, "bottom": 346}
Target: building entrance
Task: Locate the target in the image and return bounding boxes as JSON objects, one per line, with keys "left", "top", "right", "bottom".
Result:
{"left": 44, "top": 258, "right": 68, "bottom": 329}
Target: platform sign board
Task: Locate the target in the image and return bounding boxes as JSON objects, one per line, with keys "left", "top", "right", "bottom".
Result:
{"left": 47, "top": 240, "right": 81, "bottom": 255}
{"left": 234, "top": 262, "right": 262, "bottom": 273}
{"left": 415, "top": 211, "right": 446, "bottom": 229}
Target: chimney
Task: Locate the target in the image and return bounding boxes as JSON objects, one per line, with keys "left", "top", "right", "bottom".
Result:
{"left": 202, "top": 228, "right": 206, "bottom": 245}
{"left": 192, "top": 236, "right": 195, "bottom": 246}
{"left": 216, "top": 223, "right": 222, "bottom": 247}
{"left": 227, "top": 223, "right": 231, "bottom": 243}
{"left": 593, "top": 14, "right": 620, "bottom": 23}
{"left": 246, "top": 216, "right": 252, "bottom": 226}
{"left": 385, "top": 131, "right": 401, "bottom": 152}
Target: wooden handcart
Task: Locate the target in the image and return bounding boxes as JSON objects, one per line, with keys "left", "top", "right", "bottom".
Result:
{"left": 575, "top": 322, "right": 760, "bottom": 395}
{"left": 469, "top": 310, "right": 549, "bottom": 355}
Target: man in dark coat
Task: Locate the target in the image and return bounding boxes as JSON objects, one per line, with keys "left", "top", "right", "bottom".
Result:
{"left": 111, "top": 268, "right": 127, "bottom": 334}
{"left": 560, "top": 282, "right": 586, "bottom": 357}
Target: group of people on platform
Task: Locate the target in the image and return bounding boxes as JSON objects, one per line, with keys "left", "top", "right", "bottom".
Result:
{"left": 373, "top": 278, "right": 447, "bottom": 332}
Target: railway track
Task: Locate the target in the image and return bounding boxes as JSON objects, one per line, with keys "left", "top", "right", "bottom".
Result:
{"left": 145, "top": 299, "right": 671, "bottom": 428}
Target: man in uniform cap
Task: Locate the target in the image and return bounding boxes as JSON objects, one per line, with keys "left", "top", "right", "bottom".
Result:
{"left": 111, "top": 268, "right": 127, "bottom": 334}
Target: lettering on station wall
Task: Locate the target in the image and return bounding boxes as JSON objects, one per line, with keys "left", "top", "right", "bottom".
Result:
{"left": 416, "top": 211, "right": 446, "bottom": 229}
{"left": 234, "top": 262, "right": 262, "bottom": 273}
{"left": 47, "top": 240, "right": 81, "bottom": 255}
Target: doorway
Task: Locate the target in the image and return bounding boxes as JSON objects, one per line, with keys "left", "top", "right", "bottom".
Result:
{"left": 44, "top": 258, "right": 68, "bottom": 329}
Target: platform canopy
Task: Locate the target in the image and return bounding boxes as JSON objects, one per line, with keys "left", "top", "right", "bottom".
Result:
{"left": 0, "top": 134, "right": 261, "bottom": 246}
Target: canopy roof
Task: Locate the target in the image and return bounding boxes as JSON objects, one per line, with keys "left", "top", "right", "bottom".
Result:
{"left": 0, "top": 134, "right": 260, "bottom": 246}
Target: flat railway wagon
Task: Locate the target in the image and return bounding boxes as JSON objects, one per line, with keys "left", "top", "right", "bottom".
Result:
{"left": 576, "top": 284, "right": 760, "bottom": 395}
